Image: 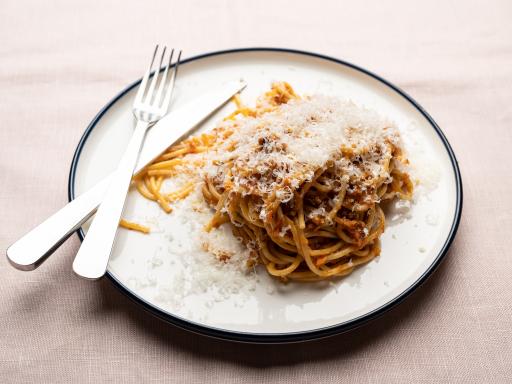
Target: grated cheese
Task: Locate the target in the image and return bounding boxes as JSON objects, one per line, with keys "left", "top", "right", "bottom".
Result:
{"left": 426, "top": 213, "right": 439, "bottom": 226}
{"left": 151, "top": 182, "right": 258, "bottom": 309}
{"left": 203, "top": 95, "right": 402, "bottom": 208}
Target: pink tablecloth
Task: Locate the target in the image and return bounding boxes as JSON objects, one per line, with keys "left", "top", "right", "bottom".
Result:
{"left": 1, "top": 0, "right": 511, "bottom": 382}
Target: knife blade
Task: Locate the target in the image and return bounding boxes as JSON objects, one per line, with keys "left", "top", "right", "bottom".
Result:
{"left": 6, "top": 80, "right": 246, "bottom": 270}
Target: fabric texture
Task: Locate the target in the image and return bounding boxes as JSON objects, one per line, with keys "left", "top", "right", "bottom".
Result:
{"left": 1, "top": 0, "right": 511, "bottom": 382}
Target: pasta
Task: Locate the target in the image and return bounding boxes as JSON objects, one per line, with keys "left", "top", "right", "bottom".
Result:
{"left": 131, "top": 82, "right": 413, "bottom": 282}
{"left": 119, "top": 219, "right": 150, "bottom": 234}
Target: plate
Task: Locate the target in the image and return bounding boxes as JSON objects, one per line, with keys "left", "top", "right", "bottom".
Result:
{"left": 69, "top": 48, "right": 462, "bottom": 343}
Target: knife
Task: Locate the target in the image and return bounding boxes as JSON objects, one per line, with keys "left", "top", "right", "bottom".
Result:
{"left": 6, "top": 80, "right": 247, "bottom": 271}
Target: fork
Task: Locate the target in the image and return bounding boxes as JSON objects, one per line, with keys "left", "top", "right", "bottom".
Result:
{"left": 72, "top": 45, "right": 181, "bottom": 280}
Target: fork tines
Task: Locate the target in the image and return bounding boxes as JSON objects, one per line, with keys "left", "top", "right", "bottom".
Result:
{"left": 135, "top": 45, "right": 182, "bottom": 111}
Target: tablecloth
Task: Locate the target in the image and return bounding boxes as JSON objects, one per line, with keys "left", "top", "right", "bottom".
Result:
{"left": 1, "top": 0, "right": 511, "bottom": 382}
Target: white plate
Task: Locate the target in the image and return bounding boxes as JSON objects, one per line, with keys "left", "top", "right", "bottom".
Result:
{"left": 69, "top": 48, "right": 462, "bottom": 343}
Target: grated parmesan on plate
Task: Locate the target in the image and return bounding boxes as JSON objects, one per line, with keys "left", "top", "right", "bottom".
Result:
{"left": 151, "top": 182, "right": 258, "bottom": 309}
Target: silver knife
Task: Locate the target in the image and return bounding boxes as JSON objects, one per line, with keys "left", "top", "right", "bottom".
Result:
{"left": 7, "top": 80, "right": 247, "bottom": 271}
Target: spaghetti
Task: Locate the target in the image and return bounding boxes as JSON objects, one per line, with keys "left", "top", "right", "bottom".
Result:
{"left": 131, "top": 82, "right": 413, "bottom": 282}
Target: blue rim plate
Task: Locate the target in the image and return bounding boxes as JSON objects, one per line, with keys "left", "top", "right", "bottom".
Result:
{"left": 68, "top": 48, "right": 462, "bottom": 343}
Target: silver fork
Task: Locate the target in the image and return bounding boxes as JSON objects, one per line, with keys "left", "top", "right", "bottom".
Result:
{"left": 72, "top": 45, "right": 181, "bottom": 280}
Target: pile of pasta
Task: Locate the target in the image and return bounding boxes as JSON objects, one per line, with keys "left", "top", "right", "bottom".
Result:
{"left": 127, "top": 82, "right": 413, "bottom": 282}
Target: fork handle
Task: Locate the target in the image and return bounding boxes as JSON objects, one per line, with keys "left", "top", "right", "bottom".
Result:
{"left": 72, "top": 120, "right": 150, "bottom": 280}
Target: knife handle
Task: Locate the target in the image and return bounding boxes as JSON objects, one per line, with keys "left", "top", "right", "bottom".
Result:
{"left": 6, "top": 176, "right": 111, "bottom": 270}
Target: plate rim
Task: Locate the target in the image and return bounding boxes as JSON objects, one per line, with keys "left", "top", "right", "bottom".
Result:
{"left": 68, "top": 47, "right": 463, "bottom": 343}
